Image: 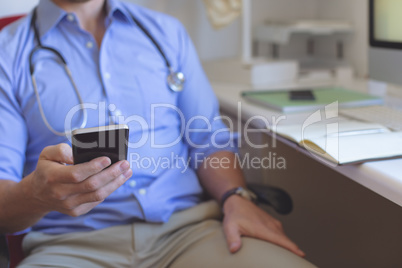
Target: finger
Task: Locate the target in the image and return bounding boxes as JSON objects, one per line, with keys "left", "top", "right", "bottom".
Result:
{"left": 262, "top": 230, "right": 305, "bottom": 257}
{"left": 72, "top": 168, "right": 132, "bottom": 205}
{"left": 57, "top": 157, "right": 113, "bottom": 184}
{"left": 223, "top": 222, "right": 242, "bottom": 254}
{"left": 70, "top": 160, "right": 131, "bottom": 194}
{"left": 40, "top": 143, "right": 74, "bottom": 164}
{"left": 60, "top": 201, "right": 102, "bottom": 217}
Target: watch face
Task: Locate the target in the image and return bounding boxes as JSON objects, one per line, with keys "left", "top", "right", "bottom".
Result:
{"left": 221, "top": 187, "right": 258, "bottom": 207}
{"left": 241, "top": 192, "right": 250, "bottom": 200}
{"left": 237, "top": 187, "right": 257, "bottom": 202}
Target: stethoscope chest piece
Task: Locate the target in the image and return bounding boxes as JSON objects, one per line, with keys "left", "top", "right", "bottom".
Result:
{"left": 167, "top": 69, "right": 185, "bottom": 92}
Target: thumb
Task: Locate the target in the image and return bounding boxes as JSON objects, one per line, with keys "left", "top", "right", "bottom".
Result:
{"left": 40, "top": 143, "right": 74, "bottom": 165}
{"left": 224, "top": 223, "right": 242, "bottom": 254}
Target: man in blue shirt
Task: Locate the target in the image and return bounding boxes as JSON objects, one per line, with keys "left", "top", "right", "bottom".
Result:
{"left": 0, "top": 0, "right": 315, "bottom": 267}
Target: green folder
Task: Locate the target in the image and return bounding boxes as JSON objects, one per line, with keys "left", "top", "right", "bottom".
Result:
{"left": 241, "top": 87, "right": 384, "bottom": 113}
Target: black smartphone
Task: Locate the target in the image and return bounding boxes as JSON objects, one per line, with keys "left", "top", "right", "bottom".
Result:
{"left": 289, "top": 90, "right": 316, "bottom": 101}
{"left": 72, "top": 124, "right": 129, "bottom": 165}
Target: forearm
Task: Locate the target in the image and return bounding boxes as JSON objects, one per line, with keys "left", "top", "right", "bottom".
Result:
{"left": 197, "top": 151, "right": 246, "bottom": 203}
{"left": 0, "top": 174, "right": 48, "bottom": 233}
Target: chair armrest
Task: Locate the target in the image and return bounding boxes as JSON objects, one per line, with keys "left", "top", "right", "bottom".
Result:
{"left": 0, "top": 234, "right": 9, "bottom": 268}
{"left": 247, "top": 183, "right": 293, "bottom": 215}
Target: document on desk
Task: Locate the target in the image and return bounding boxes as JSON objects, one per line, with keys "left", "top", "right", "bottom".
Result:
{"left": 273, "top": 120, "right": 402, "bottom": 165}
{"left": 242, "top": 87, "right": 384, "bottom": 113}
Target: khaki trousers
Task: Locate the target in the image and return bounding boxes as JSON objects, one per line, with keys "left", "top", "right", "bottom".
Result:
{"left": 19, "top": 201, "right": 316, "bottom": 268}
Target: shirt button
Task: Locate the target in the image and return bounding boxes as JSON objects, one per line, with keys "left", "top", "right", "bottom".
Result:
{"left": 128, "top": 180, "right": 136, "bottom": 188}
{"left": 67, "top": 14, "right": 74, "bottom": 22}
{"left": 139, "top": 189, "right": 147, "bottom": 195}
{"left": 114, "top": 109, "right": 122, "bottom": 116}
{"left": 86, "top": 41, "right": 94, "bottom": 49}
{"left": 104, "top": 72, "right": 111, "bottom": 80}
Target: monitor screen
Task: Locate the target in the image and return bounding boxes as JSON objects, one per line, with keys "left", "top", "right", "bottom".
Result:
{"left": 370, "top": 0, "right": 402, "bottom": 49}
{"left": 369, "top": 0, "right": 402, "bottom": 86}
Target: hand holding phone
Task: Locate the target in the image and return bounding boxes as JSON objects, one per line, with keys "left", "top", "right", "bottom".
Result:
{"left": 28, "top": 143, "right": 132, "bottom": 218}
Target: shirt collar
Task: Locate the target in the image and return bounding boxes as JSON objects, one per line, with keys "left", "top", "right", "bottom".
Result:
{"left": 106, "top": 0, "right": 132, "bottom": 24}
{"left": 36, "top": 0, "right": 66, "bottom": 38}
{"left": 35, "top": 0, "right": 132, "bottom": 39}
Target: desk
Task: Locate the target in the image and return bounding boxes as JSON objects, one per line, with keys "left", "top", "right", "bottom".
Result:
{"left": 212, "top": 80, "right": 402, "bottom": 207}
{"left": 212, "top": 79, "right": 402, "bottom": 267}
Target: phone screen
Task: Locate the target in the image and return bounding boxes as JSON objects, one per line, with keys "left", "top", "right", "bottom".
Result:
{"left": 72, "top": 125, "right": 129, "bottom": 165}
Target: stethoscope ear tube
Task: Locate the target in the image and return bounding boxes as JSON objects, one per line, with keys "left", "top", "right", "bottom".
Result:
{"left": 30, "top": 8, "right": 88, "bottom": 136}
{"left": 29, "top": 46, "right": 68, "bottom": 74}
{"left": 30, "top": 62, "right": 88, "bottom": 137}
{"left": 129, "top": 13, "right": 186, "bottom": 92}
{"left": 29, "top": 46, "right": 41, "bottom": 75}
{"left": 31, "top": 74, "right": 68, "bottom": 136}
{"left": 29, "top": 45, "right": 87, "bottom": 136}
{"left": 29, "top": 7, "right": 185, "bottom": 136}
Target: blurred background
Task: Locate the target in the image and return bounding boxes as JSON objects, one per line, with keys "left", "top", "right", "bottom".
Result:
{"left": 0, "top": 0, "right": 368, "bottom": 78}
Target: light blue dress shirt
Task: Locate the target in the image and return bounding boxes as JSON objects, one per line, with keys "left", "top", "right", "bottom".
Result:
{"left": 0, "top": 0, "right": 237, "bottom": 234}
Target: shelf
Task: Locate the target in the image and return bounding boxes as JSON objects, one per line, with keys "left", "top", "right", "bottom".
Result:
{"left": 254, "top": 20, "right": 354, "bottom": 45}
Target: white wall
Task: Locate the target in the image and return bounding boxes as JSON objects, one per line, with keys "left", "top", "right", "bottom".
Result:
{"left": 0, "top": 0, "right": 38, "bottom": 17}
{"left": 316, "top": 0, "right": 368, "bottom": 77}
{"left": 127, "top": 0, "right": 241, "bottom": 61}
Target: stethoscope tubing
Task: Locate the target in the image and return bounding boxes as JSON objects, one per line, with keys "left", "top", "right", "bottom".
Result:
{"left": 29, "top": 7, "right": 185, "bottom": 136}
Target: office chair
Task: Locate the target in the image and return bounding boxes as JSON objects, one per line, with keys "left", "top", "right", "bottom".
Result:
{"left": 0, "top": 15, "right": 24, "bottom": 30}
{"left": 0, "top": 235, "right": 9, "bottom": 268}
{"left": 0, "top": 14, "right": 293, "bottom": 268}
{"left": 0, "top": 13, "right": 26, "bottom": 268}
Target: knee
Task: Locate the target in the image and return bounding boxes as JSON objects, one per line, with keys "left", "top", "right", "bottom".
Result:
{"left": 235, "top": 237, "right": 317, "bottom": 268}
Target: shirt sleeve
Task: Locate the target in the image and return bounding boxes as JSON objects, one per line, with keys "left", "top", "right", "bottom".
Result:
{"left": 0, "top": 48, "right": 28, "bottom": 182}
{"left": 175, "top": 23, "right": 239, "bottom": 170}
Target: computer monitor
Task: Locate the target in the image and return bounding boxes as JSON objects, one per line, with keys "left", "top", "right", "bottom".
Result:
{"left": 369, "top": 0, "right": 402, "bottom": 85}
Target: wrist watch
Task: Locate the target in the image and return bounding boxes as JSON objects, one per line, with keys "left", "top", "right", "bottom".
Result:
{"left": 221, "top": 186, "right": 258, "bottom": 207}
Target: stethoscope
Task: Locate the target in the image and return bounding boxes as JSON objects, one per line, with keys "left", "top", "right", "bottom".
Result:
{"left": 29, "top": 8, "right": 185, "bottom": 136}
